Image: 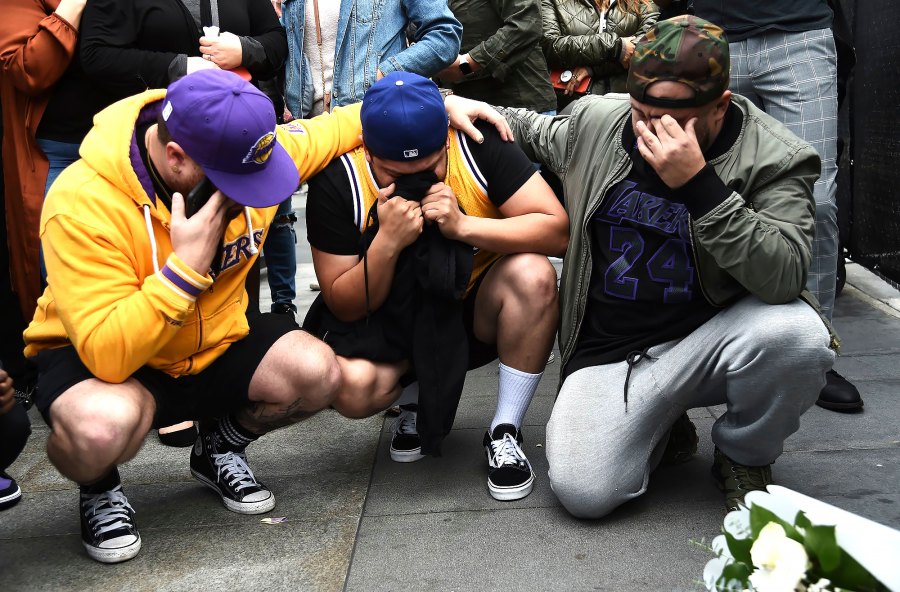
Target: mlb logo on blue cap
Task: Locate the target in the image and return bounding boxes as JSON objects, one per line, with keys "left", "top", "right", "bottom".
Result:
{"left": 360, "top": 72, "right": 449, "bottom": 162}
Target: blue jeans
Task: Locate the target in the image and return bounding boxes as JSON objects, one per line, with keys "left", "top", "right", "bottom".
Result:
{"left": 36, "top": 138, "right": 81, "bottom": 283}
{"left": 264, "top": 197, "right": 297, "bottom": 311}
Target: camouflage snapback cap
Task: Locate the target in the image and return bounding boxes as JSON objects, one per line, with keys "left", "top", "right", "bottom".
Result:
{"left": 627, "top": 15, "right": 730, "bottom": 108}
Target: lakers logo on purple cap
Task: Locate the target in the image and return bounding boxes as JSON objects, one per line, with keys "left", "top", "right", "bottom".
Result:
{"left": 243, "top": 131, "right": 276, "bottom": 165}
{"left": 164, "top": 70, "right": 299, "bottom": 207}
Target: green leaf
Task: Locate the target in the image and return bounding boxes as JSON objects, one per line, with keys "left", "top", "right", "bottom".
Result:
{"left": 749, "top": 505, "right": 802, "bottom": 543}
{"left": 723, "top": 531, "right": 753, "bottom": 565}
{"left": 820, "top": 549, "right": 889, "bottom": 592}
{"left": 718, "top": 562, "right": 752, "bottom": 591}
{"left": 795, "top": 511, "right": 812, "bottom": 531}
{"left": 804, "top": 523, "right": 840, "bottom": 572}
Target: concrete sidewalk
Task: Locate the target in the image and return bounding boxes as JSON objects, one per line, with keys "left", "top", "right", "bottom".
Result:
{"left": 1, "top": 193, "right": 897, "bottom": 590}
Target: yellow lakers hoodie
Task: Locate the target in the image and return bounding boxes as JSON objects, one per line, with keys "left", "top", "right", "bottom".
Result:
{"left": 24, "top": 89, "right": 362, "bottom": 382}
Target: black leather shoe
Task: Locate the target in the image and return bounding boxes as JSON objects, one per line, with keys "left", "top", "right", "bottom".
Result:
{"left": 816, "top": 369, "right": 864, "bottom": 412}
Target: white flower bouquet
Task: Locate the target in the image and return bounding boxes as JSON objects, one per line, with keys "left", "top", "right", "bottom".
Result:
{"left": 703, "top": 485, "right": 899, "bottom": 592}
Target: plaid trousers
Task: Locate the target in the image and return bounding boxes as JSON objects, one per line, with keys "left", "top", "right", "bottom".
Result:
{"left": 729, "top": 28, "right": 839, "bottom": 320}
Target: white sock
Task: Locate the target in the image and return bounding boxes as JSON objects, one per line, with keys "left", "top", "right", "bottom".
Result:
{"left": 396, "top": 382, "right": 419, "bottom": 408}
{"left": 490, "top": 363, "right": 543, "bottom": 433}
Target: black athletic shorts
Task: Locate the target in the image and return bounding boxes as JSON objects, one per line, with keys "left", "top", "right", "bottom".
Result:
{"left": 33, "top": 313, "right": 299, "bottom": 429}
{"left": 463, "top": 261, "right": 500, "bottom": 371}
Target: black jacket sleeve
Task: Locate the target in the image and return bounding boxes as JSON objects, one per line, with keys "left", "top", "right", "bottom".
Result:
{"left": 239, "top": 0, "right": 287, "bottom": 80}
{"left": 79, "top": 0, "right": 191, "bottom": 95}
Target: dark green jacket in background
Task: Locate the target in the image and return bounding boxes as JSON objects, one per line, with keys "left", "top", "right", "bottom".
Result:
{"left": 541, "top": 0, "right": 660, "bottom": 95}
{"left": 444, "top": 0, "right": 557, "bottom": 112}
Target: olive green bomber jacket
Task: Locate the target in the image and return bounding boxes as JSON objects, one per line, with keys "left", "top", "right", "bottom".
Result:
{"left": 498, "top": 93, "right": 839, "bottom": 373}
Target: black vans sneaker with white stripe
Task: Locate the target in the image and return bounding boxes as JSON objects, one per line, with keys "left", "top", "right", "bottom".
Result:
{"left": 190, "top": 428, "right": 275, "bottom": 514}
{"left": 390, "top": 405, "right": 425, "bottom": 462}
{"left": 483, "top": 424, "right": 534, "bottom": 501}
{"left": 80, "top": 483, "right": 141, "bottom": 563}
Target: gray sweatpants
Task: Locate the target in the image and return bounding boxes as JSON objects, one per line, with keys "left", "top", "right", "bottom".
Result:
{"left": 546, "top": 296, "right": 835, "bottom": 519}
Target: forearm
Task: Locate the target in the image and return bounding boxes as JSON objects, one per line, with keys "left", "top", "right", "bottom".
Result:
{"left": 0, "top": 13, "right": 78, "bottom": 95}
{"left": 455, "top": 214, "right": 568, "bottom": 257}
{"left": 468, "top": 1, "right": 542, "bottom": 75}
{"left": 686, "top": 164, "right": 815, "bottom": 304}
{"left": 246, "top": 0, "right": 288, "bottom": 77}
{"left": 323, "top": 235, "right": 403, "bottom": 322}
{"left": 496, "top": 107, "right": 570, "bottom": 174}
{"left": 57, "top": 256, "right": 210, "bottom": 382}
{"left": 636, "top": 4, "right": 661, "bottom": 35}
{"left": 545, "top": 32, "right": 622, "bottom": 68}
{"left": 693, "top": 194, "right": 812, "bottom": 303}
{"left": 81, "top": 42, "right": 177, "bottom": 92}
{"left": 44, "top": 214, "right": 213, "bottom": 382}
{"left": 79, "top": 0, "right": 176, "bottom": 92}
{"left": 239, "top": 29, "right": 287, "bottom": 78}
{"left": 280, "top": 103, "right": 363, "bottom": 179}
{"left": 383, "top": 0, "right": 461, "bottom": 76}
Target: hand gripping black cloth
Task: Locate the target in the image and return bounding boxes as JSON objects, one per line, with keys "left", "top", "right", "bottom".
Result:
{"left": 304, "top": 171, "right": 474, "bottom": 455}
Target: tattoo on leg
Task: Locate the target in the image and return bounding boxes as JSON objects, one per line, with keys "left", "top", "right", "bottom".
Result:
{"left": 236, "top": 396, "right": 312, "bottom": 434}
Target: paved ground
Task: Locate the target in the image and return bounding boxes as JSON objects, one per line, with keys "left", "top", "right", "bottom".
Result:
{"left": 1, "top": 192, "right": 898, "bottom": 591}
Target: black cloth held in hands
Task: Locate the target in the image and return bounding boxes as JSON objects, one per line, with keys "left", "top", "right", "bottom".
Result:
{"left": 304, "top": 171, "right": 474, "bottom": 455}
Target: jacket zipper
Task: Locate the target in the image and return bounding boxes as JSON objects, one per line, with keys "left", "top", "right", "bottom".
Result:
{"left": 196, "top": 299, "right": 203, "bottom": 351}
{"left": 687, "top": 222, "right": 716, "bottom": 306}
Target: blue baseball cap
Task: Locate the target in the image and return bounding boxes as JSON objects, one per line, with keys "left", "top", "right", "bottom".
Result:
{"left": 360, "top": 72, "right": 449, "bottom": 162}
{"left": 162, "top": 69, "right": 299, "bottom": 208}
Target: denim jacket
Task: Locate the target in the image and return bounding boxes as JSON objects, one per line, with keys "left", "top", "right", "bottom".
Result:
{"left": 282, "top": 0, "right": 461, "bottom": 117}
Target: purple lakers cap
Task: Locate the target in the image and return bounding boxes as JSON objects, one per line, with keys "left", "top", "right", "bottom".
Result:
{"left": 361, "top": 72, "right": 448, "bottom": 162}
{"left": 162, "top": 69, "right": 299, "bottom": 208}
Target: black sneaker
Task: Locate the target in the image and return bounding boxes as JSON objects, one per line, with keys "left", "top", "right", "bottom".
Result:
{"left": 483, "top": 424, "right": 534, "bottom": 501}
{"left": 80, "top": 483, "right": 141, "bottom": 563}
{"left": 0, "top": 472, "right": 22, "bottom": 510}
{"left": 390, "top": 405, "right": 424, "bottom": 462}
{"left": 190, "top": 427, "right": 275, "bottom": 514}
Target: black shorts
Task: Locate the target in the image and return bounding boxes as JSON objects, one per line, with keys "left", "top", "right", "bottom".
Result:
{"left": 33, "top": 313, "right": 299, "bottom": 429}
{"left": 463, "top": 263, "right": 500, "bottom": 370}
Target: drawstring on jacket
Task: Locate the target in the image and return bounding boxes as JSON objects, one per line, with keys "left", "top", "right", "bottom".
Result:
{"left": 143, "top": 205, "right": 161, "bottom": 274}
{"left": 623, "top": 347, "right": 656, "bottom": 411}
{"left": 243, "top": 207, "right": 258, "bottom": 255}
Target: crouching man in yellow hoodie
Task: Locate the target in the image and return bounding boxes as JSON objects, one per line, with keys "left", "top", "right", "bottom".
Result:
{"left": 23, "top": 69, "right": 508, "bottom": 564}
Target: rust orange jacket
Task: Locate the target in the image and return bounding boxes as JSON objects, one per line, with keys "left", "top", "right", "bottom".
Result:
{"left": 0, "top": 0, "right": 79, "bottom": 319}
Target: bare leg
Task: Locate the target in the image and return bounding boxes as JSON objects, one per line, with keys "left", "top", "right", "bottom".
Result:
{"left": 332, "top": 357, "right": 409, "bottom": 419}
{"left": 473, "top": 253, "right": 559, "bottom": 372}
{"left": 47, "top": 379, "right": 156, "bottom": 484}
{"left": 235, "top": 330, "right": 342, "bottom": 434}
{"left": 158, "top": 420, "right": 194, "bottom": 434}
